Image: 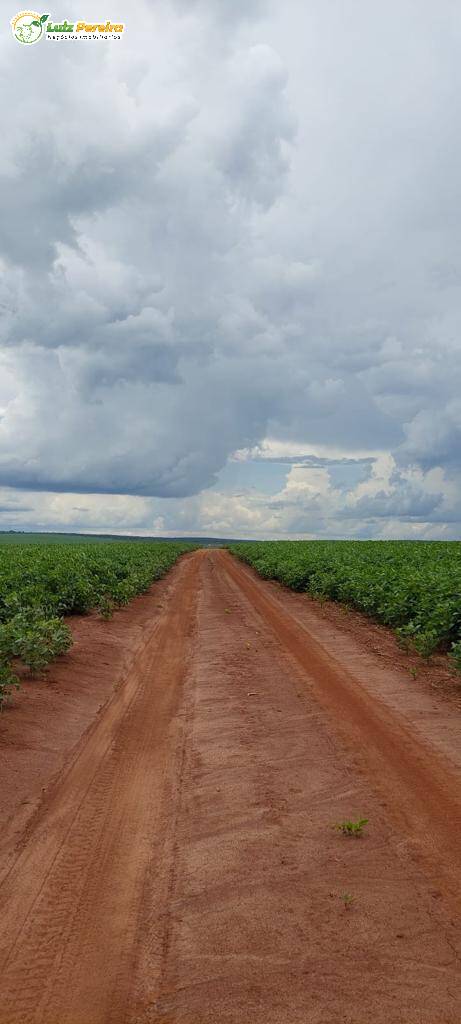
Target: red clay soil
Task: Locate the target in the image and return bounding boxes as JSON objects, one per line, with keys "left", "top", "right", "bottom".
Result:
{"left": 0, "top": 559, "right": 188, "bottom": 865}
{"left": 1, "top": 548, "right": 461, "bottom": 1023}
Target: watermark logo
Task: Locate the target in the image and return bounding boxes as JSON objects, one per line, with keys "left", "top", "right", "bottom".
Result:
{"left": 10, "top": 12, "right": 125, "bottom": 42}
{"left": 11, "top": 10, "right": 49, "bottom": 43}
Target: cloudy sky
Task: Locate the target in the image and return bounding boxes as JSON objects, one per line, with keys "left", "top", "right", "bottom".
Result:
{"left": 1, "top": 0, "right": 460, "bottom": 538}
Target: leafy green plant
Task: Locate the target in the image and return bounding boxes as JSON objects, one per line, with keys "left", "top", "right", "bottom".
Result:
{"left": 341, "top": 892, "right": 355, "bottom": 909}
{"left": 97, "top": 594, "right": 115, "bottom": 620}
{"left": 0, "top": 612, "right": 72, "bottom": 673}
{"left": 0, "top": 664, "right": 20, "bottom": 709}
{"left": 334, "top": 818, "right": 369, "bottom": 838}
{"left": 450, "top": 641, "right": 461, "bottom": 674}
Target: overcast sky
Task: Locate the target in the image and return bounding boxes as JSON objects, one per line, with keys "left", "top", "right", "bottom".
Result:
{"left": 1, "top": 0, "right": 460, "bottom": 538}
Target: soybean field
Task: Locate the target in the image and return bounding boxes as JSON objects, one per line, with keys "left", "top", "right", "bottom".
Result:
{"left": 0, "top": 539, "right": 194, "bottom": 704}
{"left": 230, "top": 540, "right": 461, "bottom": 666}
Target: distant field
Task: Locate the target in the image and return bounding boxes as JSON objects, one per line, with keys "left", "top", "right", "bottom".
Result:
{"left": 230, "top": 540, "right": 461, "bottom": 666}
{"left": 0, "top": 539, "right": 195, "bottom": 703}
{"left": 0, "top": 533, "right": 233, "bottom": 546}
{"left": 0, "top": 532, "right": 119, "bottom": 544}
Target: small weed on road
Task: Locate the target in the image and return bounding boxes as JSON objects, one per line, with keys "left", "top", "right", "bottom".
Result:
{"left": 334, "top": 818, "right": 368, "bottom": 838}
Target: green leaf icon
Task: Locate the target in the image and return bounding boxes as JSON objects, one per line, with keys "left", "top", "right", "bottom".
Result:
{"left": 40, "top": 13, "right": 49, "bottom": 22}
{"left": 31, "top": 19, "right": 41, "bottom": 26}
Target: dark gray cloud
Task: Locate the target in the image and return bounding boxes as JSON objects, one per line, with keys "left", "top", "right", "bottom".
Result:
{"left": 249, "top": 454, "right": 374, "bottom": 467}
{"left": 344, "top": 489, "right": 444, "bottom": 521}
{"left": 0, "top": 504, "right": 33, "bottom": 513}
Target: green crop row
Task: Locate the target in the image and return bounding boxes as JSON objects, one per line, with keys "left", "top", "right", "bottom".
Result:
{"left": 229, "top": 540, "right": 461, "bottom": 669}
{"left": 0, "top": 540, "right": 194, "bottom": 706}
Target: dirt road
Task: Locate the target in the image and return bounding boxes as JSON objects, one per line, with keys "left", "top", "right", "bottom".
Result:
{"left": 1, "top": 549, "right": 461, "bottom": 1023}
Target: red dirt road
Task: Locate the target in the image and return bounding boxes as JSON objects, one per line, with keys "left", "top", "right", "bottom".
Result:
{"left": 1, "top": 549, "right": 461, "bottom": 1023}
